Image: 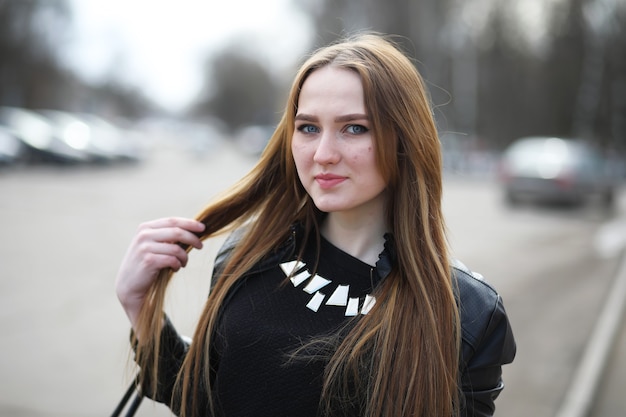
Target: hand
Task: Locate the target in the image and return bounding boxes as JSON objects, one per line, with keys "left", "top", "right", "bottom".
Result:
{"left": 115, "top": 217, "right": 206, "bottom": 329}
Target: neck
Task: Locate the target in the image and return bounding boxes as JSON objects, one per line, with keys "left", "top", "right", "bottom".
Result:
{"left": 321, "top": 212, "right": 388, "bottom": 266}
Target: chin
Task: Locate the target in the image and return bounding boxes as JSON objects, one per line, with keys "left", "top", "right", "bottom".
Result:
{"left": 312, "top": 201, "right": 352, "bottom": 214}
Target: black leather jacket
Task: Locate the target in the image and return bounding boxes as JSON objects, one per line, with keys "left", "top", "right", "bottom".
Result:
{"left": 145, "top": 225, "right": 516, "bottom": 416}
{"left": 211, "top": 225, "right": 516, "bottom": 416}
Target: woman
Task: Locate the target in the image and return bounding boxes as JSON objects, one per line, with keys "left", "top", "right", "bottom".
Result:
{"left": 115, "top": 33, "right": 516, "bottom": 417}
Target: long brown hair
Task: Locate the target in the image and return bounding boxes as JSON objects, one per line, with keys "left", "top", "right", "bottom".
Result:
{"left": 132, "top": 33, "right": 460, "bottom": 417}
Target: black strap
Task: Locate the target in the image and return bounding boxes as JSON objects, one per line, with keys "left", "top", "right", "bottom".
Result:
{"left": 111, "top": 376, "right": 143, "bottom": 417}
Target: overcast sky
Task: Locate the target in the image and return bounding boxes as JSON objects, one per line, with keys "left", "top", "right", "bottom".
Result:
{"left": 63, "top": 0, "right": 314, "bottom": 112}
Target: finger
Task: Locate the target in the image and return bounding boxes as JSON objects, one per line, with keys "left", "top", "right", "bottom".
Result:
{"left": 140, "top": 241, "right": 190, "bottom": 267}
{"left": 137, "top": 226, "right": 204, "bottom": 250}
{"left": 141, "top": 252, "right": 185, "bottom": 272}
{"left": 141, "top": 217, "right": 206, "bottom": 234}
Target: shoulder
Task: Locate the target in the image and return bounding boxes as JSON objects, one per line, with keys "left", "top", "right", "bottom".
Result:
{"left": 452, "top": 258, "right": 500, "bottom": 327}
{"left": 452, "top": 259, "right": 515, "bottom": 363}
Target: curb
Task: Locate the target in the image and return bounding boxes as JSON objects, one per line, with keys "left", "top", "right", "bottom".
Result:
{"left": 554, "top": 248, "right": 626, "bottom": 417}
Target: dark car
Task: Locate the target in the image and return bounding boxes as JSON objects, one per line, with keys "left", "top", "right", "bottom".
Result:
{"left": 77, "top": 113, "right": 145, "bottom": 162}
{"left": 0, "top": 106, "right": 90, "bottom": 164}
{"left": 37, "top": 109, "right": 123, "bottom": 163}
{"left": 0, "top": 125, "right": 25, "bottom": 165}
{"left": 498, "top": 136, "right": 615, "bottom": 207}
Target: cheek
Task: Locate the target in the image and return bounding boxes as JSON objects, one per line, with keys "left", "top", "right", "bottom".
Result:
{"left": 352, "top": 146, "right": 375, "bottom": 165}
{"left": 291, "top": 143, "right": 310, "bottom": 173}
{"left": 360, "top": 148, "right": 385, "bottom": 184}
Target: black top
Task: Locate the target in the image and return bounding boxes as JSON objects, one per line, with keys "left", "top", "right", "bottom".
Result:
{"left": 212, "top": 234, "right": 381, "bottom": 416}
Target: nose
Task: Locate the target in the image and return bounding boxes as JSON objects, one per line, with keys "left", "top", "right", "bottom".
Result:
{"left": 313, "top": 131, "right": 340, "bottom": 165}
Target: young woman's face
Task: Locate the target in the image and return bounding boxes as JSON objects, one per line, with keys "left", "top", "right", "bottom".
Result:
{"left": 291, "top": 66, "right": 387, "bottom": 218}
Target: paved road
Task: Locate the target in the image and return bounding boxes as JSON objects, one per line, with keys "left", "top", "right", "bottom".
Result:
{"left": 0, "top": 140, "right": 624, "bottom": 416}
{"left": 0, "top": 141, "right": 255, "bottom": 417}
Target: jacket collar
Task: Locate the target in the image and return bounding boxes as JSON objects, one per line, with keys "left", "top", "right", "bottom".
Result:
{"left": 272, "top": 223, "right": 395, "bottom": 281}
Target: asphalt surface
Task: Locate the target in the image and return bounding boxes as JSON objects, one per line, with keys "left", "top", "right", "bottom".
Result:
{"left": 0, "top": 139, "right": 624, "bottom": 417}
{"left": 585, "top": 250, "right": 626, "bottom": 417}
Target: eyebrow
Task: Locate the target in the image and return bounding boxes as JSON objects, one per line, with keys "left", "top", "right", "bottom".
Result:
{"left": 294, "top": 113, "right": 369, "bottom": 123}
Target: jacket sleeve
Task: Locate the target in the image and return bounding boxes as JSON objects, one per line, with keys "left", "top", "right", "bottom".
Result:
{"left": 459, "top": 293, "right": 516, "bottom": 417}
{"left": 132, "top": 315, "right": 193, "bottom": 414}
{"left": 133, "top": 231, "right": 244, "bottom": 413}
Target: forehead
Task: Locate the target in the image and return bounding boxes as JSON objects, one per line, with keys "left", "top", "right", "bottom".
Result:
{"left": 297, "top": 66, "right": 365, "bottom": 112}
{"left": 302, "top": 65, "right": 361, "bottom": 88}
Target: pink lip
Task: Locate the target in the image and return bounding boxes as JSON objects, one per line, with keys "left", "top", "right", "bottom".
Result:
{"left": 315, "top": 173, "right": 346, "bottom": 189}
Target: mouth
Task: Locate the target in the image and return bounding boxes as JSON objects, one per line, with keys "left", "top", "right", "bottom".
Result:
{"left": 315, "top": 173, "right": 346, "bottom": 189}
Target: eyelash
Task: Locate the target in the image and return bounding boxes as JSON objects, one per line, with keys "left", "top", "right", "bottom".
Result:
{"left": 346, "top": 124, "right": 369, "bottom": 134}
{"left": 296, "top": 124, "right": 319, "bottom": 134}
{"left": 295, "top": 124, "right": 369, "bottom": 135}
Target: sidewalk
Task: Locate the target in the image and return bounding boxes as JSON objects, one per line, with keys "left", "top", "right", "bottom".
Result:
{"left": 587, "top": 248, "right": 626, "bottom": 417}
{"left": 591, "top": 317, "right": 626, "bottom": 416}
{"left": 556, "top": 224, "right": 626, "bottom": 417}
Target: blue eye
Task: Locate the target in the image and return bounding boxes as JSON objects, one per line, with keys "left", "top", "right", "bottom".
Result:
{"left": 346, "top": 124, "right": 369, "bottom": 134}
{"left": 297, "top": 124, "right": 319, "bottom": 134}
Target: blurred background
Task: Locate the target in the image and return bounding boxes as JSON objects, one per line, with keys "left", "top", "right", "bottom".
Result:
{"left": 1, "top": 0, "right": 625, "bottom": 152}
{"left": 1, "top": 0, "right": 625, "bottom": 416}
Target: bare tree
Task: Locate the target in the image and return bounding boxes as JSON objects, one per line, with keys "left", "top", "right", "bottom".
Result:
{"left": 294, "top": 0, "right": 626, "bottom": 150}
{"left": 192, "top": 44, "right": 280, "bottom": 132}
{"left": 573, "top": 0, "right": 624, "bottom": 146}
{"left": 0, "top": 0, "right": 71, "bottom": 107}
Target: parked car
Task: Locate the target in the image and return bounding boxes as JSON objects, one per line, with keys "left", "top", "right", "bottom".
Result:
{"left": 37, "top": 109, "right": 119, "bottom": 162}
{"left": 77, "top": 113, "right": 144, "bottom": 162}
{"left": 0, "top": 106, "right": 90, "bottom": 164}
{"left": 0, "top": 125, "right": 25, "bottom": 165}
{"left": 498, "top": 136, "right": 615, "bottom": 207}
